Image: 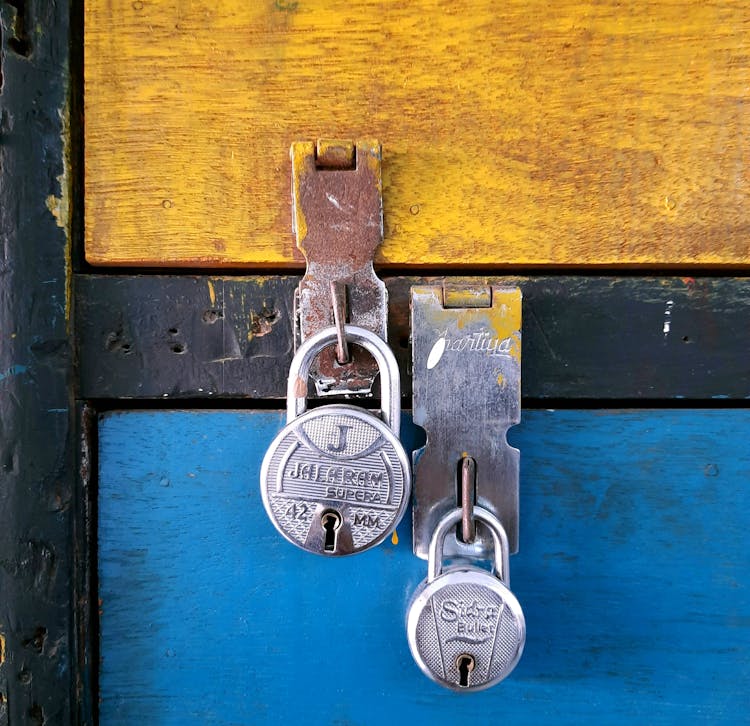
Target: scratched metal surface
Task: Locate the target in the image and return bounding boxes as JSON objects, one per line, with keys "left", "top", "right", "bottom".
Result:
{"left": 98, "top": 410, "right": 750, "bottom": 725}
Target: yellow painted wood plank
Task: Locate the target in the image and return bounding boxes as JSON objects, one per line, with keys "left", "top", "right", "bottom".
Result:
{"left": 84, "top": 0, "right": 750, "bottom": 267}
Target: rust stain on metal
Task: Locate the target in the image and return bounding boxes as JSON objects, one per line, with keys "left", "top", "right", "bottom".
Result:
{"left": 293, "top": 376, "right": 308, "bottom": 397}
{"left": 315, "top": 139, "right": 355, "bottom": 169}
{"left": 293, "top": 139, "right": 382, "bottom": 275}
{"left": 330, "top": 280, "right": 350, "bottom": 364}
{"left": 460, "top": 456, "right": 477, "bottom": 543}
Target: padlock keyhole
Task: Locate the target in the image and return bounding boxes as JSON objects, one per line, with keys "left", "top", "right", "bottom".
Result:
{"left": 321, "top": 510, "right": 342, "bottom": 552}
{"left": 456, "top": 654, "right": 475, "bottom": 688}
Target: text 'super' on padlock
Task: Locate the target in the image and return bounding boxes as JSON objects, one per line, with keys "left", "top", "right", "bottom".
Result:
{"left": 406, "top": 507, "right": 526, "bottom": 691}
{"left": 260, "top": 325, "right": 411, "bottom": 556}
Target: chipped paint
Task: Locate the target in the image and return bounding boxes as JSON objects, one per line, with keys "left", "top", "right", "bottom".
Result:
{"left": 46, "top": 194, "right": 67, "bottom": 229}
{"left": 45, "top": 100, "right": 73, "bottom": 335}
{"left": 0, "top": 364, "right": 29, "bottom": 382}
{"left": 663, "top": 300, "right": 674, "bottom": 336}
{"left": 443, "top": 287, "right": 491, "bottom": 308}
{"left": 391, "top": 530, "right": 399, "bottom": 546}
{"left": 0, "top": 632, "right": 5, "bottom": 664}
{"left": 207, "top": 280, "right": 216, "bottom": 307}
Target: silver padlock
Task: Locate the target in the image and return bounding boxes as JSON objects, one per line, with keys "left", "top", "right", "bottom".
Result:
{"left": 406, "top": 506, "right": 525, "bottom": 691}
{"left": 260, "top": 325, "right": 411, "bottom": 555}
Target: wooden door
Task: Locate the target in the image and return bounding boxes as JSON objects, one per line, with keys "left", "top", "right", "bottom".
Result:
{"left": 1, "top": 2, "right": 748, "bottom": 723}
{"left": 78, "top": 0, "right": 750, "bottom": 720}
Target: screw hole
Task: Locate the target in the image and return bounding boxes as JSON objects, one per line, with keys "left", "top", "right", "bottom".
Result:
{"left": 22, "top": 626, "right": 47, "bottom": 653}
{"left": 261, "top": 307, "right": 279, "bottom": 323}
{"left": 105, "top": 329, "right": 133, "bottom": 354}
{"left": 249, "top": 307, "right": 280, "bottom": 336}
{"left": 28, "top": 703, "right": 44, "bottom": 726}
{"left": 168, "top": 327, "right": 178, "bottom": 335}
{"left": 682, "top": 335, "right": 690, "bottom": 343}
{"left": 202, "top": 309, "right": 223, "bottom": 324}
{"left": 170, "top": 343, "right": 186, "bottom": 354}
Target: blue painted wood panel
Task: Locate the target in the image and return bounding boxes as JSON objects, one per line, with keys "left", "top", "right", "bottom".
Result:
{"left": 98, "top": 411, "right": 750, "bottom": 725}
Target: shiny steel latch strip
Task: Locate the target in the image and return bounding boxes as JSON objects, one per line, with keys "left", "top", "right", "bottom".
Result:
{"left": 411, "top": 284, "right": 522, "bottom": 559}
{"left": 290, "top": 139, "right": 387, "bottom": 397}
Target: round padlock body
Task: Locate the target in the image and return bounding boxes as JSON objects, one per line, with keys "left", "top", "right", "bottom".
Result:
{"left": 260, "top": 403, "right": 411, "bottom": 555}
{"left": 406, "top": 567, "right": 526, "bottom": 692}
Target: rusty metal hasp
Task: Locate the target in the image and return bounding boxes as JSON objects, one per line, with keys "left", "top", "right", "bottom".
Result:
{"left": 411, "top": 285, "right": 522, "bottom": 559}
{"left": 291, "top": 139, "right": 387, "bottom": 396}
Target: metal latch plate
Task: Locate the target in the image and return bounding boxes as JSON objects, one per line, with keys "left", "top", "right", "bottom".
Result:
{"left": 291, "top": 139, "right": 387, "bottom": 397}
{"left": 411, "top": 285, "right": 522, "bottom": 559}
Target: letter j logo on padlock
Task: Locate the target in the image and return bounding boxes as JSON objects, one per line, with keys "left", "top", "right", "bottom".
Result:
{"left": 326, "top": 424, "right": 352, "bottom": 453}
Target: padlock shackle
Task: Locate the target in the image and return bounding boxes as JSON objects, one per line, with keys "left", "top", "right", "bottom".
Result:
{"left": 287, "top": 325, "right": 400, "bottom": 436}
{"left": 428, "top": 507, "right": 510, "bottom": 585}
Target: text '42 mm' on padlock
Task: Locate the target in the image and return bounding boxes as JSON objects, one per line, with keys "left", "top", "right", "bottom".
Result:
{"left": 260, "top": 325, "right": 411, "bottom": 556}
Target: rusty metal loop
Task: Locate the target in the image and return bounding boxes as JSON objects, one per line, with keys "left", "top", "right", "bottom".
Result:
{"left": 330, "top": 280, "right": 350, "bottom": 365}
{"left": 460, "top": 456, "right": 477, "bottom": 543}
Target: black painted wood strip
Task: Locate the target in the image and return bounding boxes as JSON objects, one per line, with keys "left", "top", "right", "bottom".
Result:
{"left": 76, "top": 275, "right": 750, "bottom": 400}
{"left": 0, "top": 2, "right": 77, "bottom": 724}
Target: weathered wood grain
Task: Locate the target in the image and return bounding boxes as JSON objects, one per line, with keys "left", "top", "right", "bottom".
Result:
{"left": 98, "top": 410, "right": 750, "bottom": 724}
{"left": 76, "top": 275, "right": 750, "bottom": 400}
{"left": 0, "top": 2, "right": 79, "bottom": 723}
{"left": 84, "top": 0, "right": 750, "bottom": 267}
